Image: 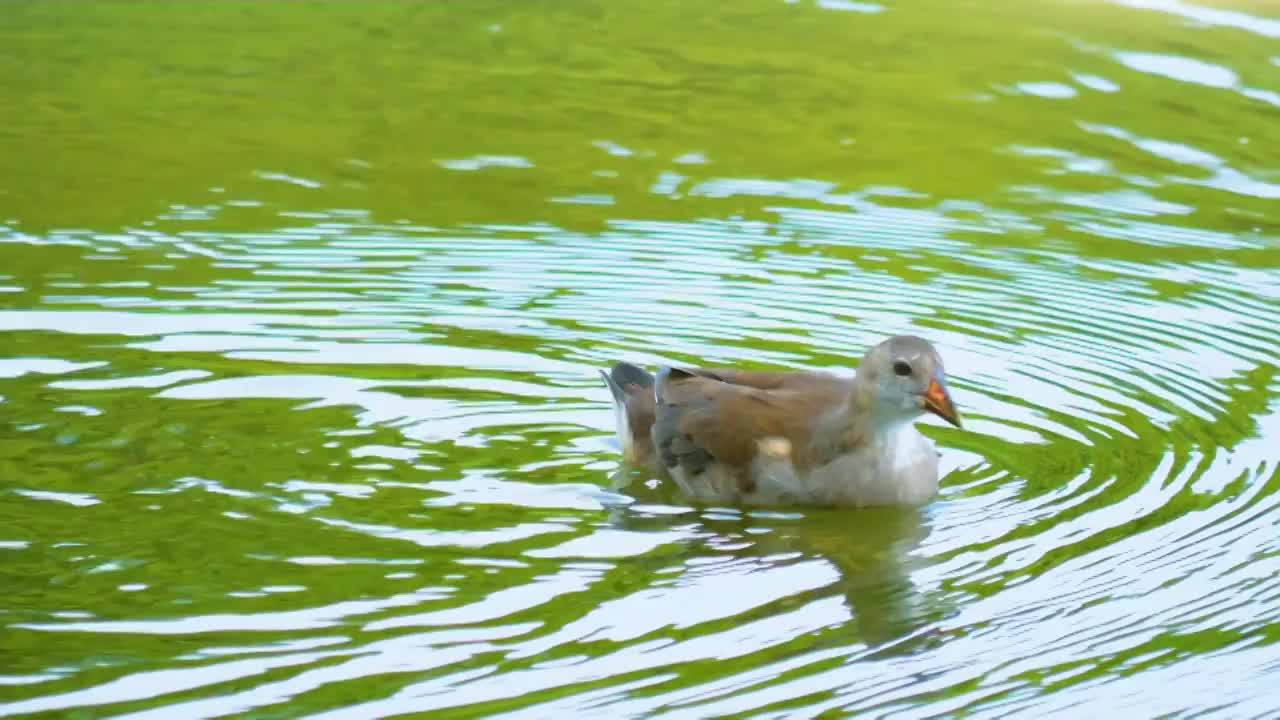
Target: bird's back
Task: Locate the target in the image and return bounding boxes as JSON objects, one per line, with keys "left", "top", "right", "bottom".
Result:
{"left": 603, "top": 363, "right": 862, "bottom": 503}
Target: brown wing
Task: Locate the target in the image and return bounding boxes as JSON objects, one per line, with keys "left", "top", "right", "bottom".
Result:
{"left": 652, "top": 367, "right": 851, "bottom": 479}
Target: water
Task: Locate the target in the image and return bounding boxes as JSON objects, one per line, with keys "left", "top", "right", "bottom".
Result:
{"left": 1, "top": 0, "right": 1278, "bottom": 716}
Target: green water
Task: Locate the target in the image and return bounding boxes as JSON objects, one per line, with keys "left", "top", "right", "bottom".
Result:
{"left": 2, "top": 0, "right": 1279, "bottom": 716}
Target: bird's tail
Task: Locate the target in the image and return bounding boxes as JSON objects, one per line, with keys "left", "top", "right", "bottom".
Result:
{"left": 599, "top": 362, "right": 657, "bottom": 465}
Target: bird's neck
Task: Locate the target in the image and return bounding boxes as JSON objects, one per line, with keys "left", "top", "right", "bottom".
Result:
{"left": 808, "top": 387, "right": 915, "bottom": 465}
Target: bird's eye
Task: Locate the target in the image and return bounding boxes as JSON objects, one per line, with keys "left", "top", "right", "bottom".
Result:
{"left": 893, "top": 360, "right": 913, "bottom": 376}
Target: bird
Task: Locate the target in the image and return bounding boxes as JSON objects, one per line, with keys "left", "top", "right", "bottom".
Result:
{"left": 599, "top": 335, "right": 961, "bottom": 507}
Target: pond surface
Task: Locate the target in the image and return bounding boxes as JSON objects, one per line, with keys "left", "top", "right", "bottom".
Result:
{"left": 2, "top": 0, "right": 1279, "bottom": 717}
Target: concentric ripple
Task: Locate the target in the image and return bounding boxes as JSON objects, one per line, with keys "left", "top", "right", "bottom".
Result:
{"left": 2, "top": 0, "right": 1279, "bottom": 717}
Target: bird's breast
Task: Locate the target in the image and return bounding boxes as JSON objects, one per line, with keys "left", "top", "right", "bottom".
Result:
{"left": 801, "top": 425, "right": 939, "bottom": 506}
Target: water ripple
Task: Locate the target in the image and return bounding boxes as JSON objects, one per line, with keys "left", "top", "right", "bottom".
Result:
{"left": 3, "top": 0, "right": 1280, "bottom": 716}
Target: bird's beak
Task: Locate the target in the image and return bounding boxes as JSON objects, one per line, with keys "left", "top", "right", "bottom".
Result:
{"left": 923, "top": 377, "right": 962, "bottom": 428}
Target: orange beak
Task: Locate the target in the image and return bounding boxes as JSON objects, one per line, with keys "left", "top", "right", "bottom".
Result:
{"left": 923, "top": 378, "right": 961, "bottom": 428}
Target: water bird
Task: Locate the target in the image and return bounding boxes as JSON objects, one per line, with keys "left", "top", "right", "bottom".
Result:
{"left": 600, "top": 335, "right": 961, "bottom": 506}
